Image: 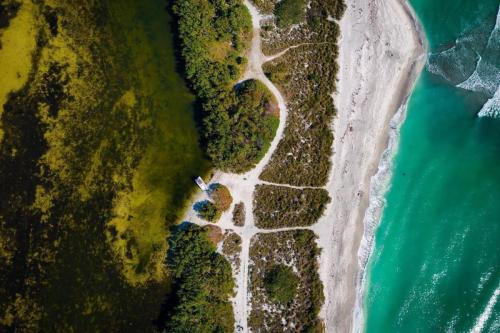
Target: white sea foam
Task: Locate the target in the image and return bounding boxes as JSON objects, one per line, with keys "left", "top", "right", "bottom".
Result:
{"left": 352, "top": 101, "right": 408, "bottom": 333}
{"left": 478, "top": 85, "right": 500, "bottom": 118}
{"left": 470, "top": 285, "right": 500, "bottom": 333}
{"left": 457, "top": 60, "right": 500, "bottom": 96}
{"left": 487, "top": 4, "right": 500, "bottom": 47}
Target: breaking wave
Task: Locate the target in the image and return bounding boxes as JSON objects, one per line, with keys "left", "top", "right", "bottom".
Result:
{"left": 478, "top": 86, "right": 500, "bottom": 118}
{"left": 352, "top": 101, "right": 408, "bottom": 333}
{"left": 427, "top": 5, "right": 500, "bottom": 117}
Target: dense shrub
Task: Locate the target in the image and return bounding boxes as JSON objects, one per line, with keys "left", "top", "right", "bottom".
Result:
{"left": 264, "top": 264, "right": 299, "bottom": 304}
{"left": 163, "top": 225, "right": 235, "bottom": 332}
{"left": 197, "top": 201, "right": 221, "bottom": 222}
{"left": 172, "top": 0, "right": 251, "bottom": 99}
{"left": 253, "top": 185, "right": 330, "bottom": 228}
{"left": 210, "top": 184, "right": 233, "bottom": 211}
{"left": 275, "top": 0, "right": 306, "bottom": 28}
{"left": 204, "top": 79, "right": 279, "bottom": 172}
{"left": 232, "top": 202, "right": 245, "bottom": 226}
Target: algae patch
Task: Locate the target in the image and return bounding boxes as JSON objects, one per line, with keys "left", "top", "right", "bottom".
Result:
{"left": 0, "top": 0, "right": 37, "bottom": 142}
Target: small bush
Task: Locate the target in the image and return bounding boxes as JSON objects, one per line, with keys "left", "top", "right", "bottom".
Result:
{"left": 211, "top": 184, "right": 233, "bottom": 211}
{"left": 197, "top": 201, "right": 221, "bottom": 222}
{"left": 275, "top": 0, "right": 306, "bottom": 28}
{"left": 222, "top": 231, "right": 242, "bottom": 269}
{"left": 232, "top": 202, "right": 245, "bottom": 226}
{"left": 264, "top": 265, "right": 299, "bottom": 304}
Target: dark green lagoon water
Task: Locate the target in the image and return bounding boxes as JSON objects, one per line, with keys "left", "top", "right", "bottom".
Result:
{"left": 364, "top": 0, "right": 500, "bottom": 332}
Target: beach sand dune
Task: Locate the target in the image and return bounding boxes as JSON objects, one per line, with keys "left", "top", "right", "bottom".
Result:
{"left": 317, "top": 0, "right": 426, "bottom": 331}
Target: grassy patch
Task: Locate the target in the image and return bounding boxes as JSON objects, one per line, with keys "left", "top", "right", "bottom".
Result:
{"left": 253, "top": 184, "right": 330, "bottom": 228}
{"left": 249, "top": 230, "right": 324, "bottom": 332}
{"left": 204, "top": 79, "right": 280, "bottom": 173}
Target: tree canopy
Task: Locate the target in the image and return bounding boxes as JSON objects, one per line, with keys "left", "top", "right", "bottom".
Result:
{"left": 264, "top": 264, "right": 299, "bottom": 304}
{"left": 173, "top": 0, "right": 279, "bottom": 173}
{"left": 163, "top": 225, "right": 235, "bottom": 332}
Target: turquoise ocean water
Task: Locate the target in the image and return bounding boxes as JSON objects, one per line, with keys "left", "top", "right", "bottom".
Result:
{"left": 364, "top": 0, "right": 500, "bottom": 332}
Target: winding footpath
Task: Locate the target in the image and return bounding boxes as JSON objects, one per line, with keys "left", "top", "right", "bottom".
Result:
{"left": 181, "top": 1, "right": 327, "bottom": 331}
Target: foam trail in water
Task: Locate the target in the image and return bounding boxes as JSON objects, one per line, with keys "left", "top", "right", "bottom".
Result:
{"left": 470, "top": 285, "right": 499, "bottom": 333}
{"left": 478, "top": 86, "right": 500, "bottom": 118}
{"left": 457, "top": 5, "right": 500, "bottom": 116}
{"left": 352, "top": 101, "right": 408, "bottom": 333}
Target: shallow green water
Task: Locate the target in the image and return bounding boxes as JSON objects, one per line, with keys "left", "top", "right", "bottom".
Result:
{"left": 364, "top": 1, "right": 500, "bottom": 332}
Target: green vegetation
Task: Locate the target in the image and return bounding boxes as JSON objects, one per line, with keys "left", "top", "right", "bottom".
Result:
{"left": 257, "top": 0, "right": 346, "bottom": 186}
{"left": 205, "top": 79, "right": 280, "bottom": 172}
{"left": 249, "top": 230, "right": 324, "bottom": 331}
{"left": 161, "top": 224, "right": 235, "bottom": 333}
{"left": 172, "top": 0, "right": 251, "bottom": 99}
{"left": 173, "top": 0, "right": 279, "bottom": 172}
{"left": 232, "top": 201, "right": 246, "bottom": 226}
{"left": 210, "top": 184, "right": 233, "bottom": 211}
{"left": 253, "top": 185, "right": 330, "bottom": 228}
{"left": 264, "top": 265, "right": 299, "bottom": 304}
{"left": 0, "top": 0, "right": 210, "bottom": 330}
{"left": 222, "top": 231, "right": 242, "bottom": 269}
{"left": 275, "top": 0, "right": 306, "bottom": 28}
{"left": 197, "top": 200, "right": 221, "bottom": 222}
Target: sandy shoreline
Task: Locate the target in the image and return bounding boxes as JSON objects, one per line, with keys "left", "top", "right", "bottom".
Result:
{"left": 318, "top": 0, "right": 427, "bottom": 332}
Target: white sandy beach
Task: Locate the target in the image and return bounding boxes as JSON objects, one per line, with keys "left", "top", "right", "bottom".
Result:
{"left": 318, "top": 0, "right": 427, "bottom": 332}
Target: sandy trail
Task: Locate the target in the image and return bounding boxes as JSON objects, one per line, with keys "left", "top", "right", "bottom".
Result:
{"left": 318, "top": 0, "right": 427, "bottom": 332}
